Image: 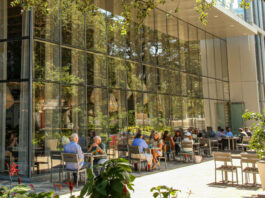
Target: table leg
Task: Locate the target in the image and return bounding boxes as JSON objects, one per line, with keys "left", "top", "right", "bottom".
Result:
{"left": 224, "top": 161, "right": 228, "bottom": 182}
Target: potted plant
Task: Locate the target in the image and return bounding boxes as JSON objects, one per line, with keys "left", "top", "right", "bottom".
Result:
{"left": 242, "top": 111, "right": 265, "bottom": 190}
{"left": 80, "top": 158, "right": 135, "bottom": 198}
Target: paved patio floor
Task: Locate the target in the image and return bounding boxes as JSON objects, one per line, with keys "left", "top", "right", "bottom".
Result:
{"left": 131, "top": 159, "right": 262, "bottom": 198}
{"left": 0, "top": 158, "right": 263, "bottom": 198}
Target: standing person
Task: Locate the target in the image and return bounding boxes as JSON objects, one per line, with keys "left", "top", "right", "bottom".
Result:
{"left": 149, "top": 132, "right": 163, "bottom": 169}
{"left": 173, "top": 130, "right": 182, "bottom": 156}
{"left": 64, "top": 133, "right": 86, "bottom": 183}
{"left": 132, "top": 133, "right": 152, "bottom": 171}
{"left": 162, "top": 131, "right": 175, "bottom": 159}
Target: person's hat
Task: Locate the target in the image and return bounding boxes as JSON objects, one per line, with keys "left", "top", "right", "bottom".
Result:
{"left": 185, "top": 132, "right": 192, "bottom": 136}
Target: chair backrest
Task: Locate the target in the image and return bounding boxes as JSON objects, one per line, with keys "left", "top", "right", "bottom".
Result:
{"left": 50, "top": 151, "right": 62, "bottom": 160}
{"left": 128, "top": 145, "right": 140, "bottom": 159}
{"left": 61, "top": 153, "right": 79, "bottom": 163}
{"left": 240, "top": 153, "right": 259, "bottom": 166}
{"left": 181, "top": 141, "right": 193, "bottom": 149}
{"left": 242, "top": 136, "right": 251, "bottom": 143}
{"left": 117, "top": 144, "right": 128, "bottom": 152}
{"left": 213, "top": 152, "right": 232, "bottom": 163}
{"left": 45, "top": 139, "right": 58, "bottom": 151}
{"left": 199, "top": 138, "right": 209, "bottom": 146}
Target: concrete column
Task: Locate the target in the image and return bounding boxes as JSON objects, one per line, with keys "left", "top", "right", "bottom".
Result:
{"left": 227, "top": 35, "right": 260, "bottom": 126}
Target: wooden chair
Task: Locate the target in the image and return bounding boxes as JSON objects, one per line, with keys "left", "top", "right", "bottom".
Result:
{"left": 213, "top": 152, "right": 238, "bottom": 185}
{"left": 240, "top": 153, "right": 259, "bottom": 186}
{"left": 164, "top": 139, "right": 175, "bottom": 161}
{"left": 199, "top": 138, "right": 211, "bottom": 156}
{"left": 61, "top": 153, "right": 87, "bottom": 187}
{"left": 128, "top": 145, "right": 147, "bottom": 172}
{"left": 237, "top": 136, "right": 251, "bottom": 151}
{"left": 157, "top": 146, "right": 167, "bottom": 169}
{"left": 117, "top": 144, "right": 128, "bottom": 159}
{"left": 179, "top": 142, "right": 194, "bottom": 162}
{"left": 50, "top": 151, "right": 62, "bottom": 183}
{"left": 210, "top": 139, "right": 219, "bottom": 153}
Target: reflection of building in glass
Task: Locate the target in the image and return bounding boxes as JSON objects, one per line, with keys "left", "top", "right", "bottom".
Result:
{"left": 0, "top": 0, "right": 264, "bottom": 179}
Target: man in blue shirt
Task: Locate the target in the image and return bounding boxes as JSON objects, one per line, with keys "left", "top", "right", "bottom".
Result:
{"left": 64, "top": 133, "right": 85, "bottom": 182}
{"left": 132, "top": 133, "right": 152, "bottom": 170}
{"left": 226, "top": 127, "right": 233, "bottom": 137}
{"left": 132, "top": 133, "right": 148, "bottom": 152}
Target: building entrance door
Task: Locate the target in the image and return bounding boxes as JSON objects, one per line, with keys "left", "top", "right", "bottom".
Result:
{"left": 230, "top": 103, "right": 245, "bottom": 135}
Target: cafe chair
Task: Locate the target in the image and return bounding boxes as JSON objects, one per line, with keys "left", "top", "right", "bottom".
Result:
{"left": 128, "top": 145, "right": 148, "bottom": 172}
{"left": 199, "top": 138, "right": 211, "bottom": 156}
{"left": 117, "top": 144, "right": 128, "bottom": 159}
{"left": 157, "top": 146, "right": 167, "bottom": 169}
{"left": 50, "top": 151, "right": 63, "bottom": 183}
{"left": 213, "top": 152, "right": 238, "bottom": 186}
{"left": 240, "top": 153, "right": 259, "bottom": 186}
{"left": 237, "top": 136, "right": 251, "bottom": 151}
{"left": 179, "top": 142, "right": 194, "bottom": 162}
{"left": 61, "top": 153, "right": 87, "bottom": 187}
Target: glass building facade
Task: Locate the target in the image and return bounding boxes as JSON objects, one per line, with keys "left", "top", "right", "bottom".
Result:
{"left": 0, "top": 0, "right": 230, "bottom": 179}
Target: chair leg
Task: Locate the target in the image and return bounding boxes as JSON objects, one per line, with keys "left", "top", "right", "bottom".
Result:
{"left": 241, "top": 171, "right": 244, "bottom": 185}
{"left": 232, "top": 171, "right": 234, "bottom": 186}
{"left": 221, "top": 170, "right": 224, "bottom": 183}
{"left": 236, "top": 169, "right": 238, "bottom": 185}
{"left": 215, "top": 170, "right": 217, "bottom": 184}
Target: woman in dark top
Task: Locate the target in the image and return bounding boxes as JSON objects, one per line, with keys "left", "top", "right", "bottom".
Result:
{"left": 173, "top": 130, "right": 182, "bottom": 156}
{"left": 162, "top": 131, "right": 175, "bottom": 159}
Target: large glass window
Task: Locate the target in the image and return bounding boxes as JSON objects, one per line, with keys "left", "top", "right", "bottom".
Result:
{"left": 0, "top": 2, "right": 232, "bottom": 179}
{"left": 0, "top": 82, "right": 29, "bottom": 176}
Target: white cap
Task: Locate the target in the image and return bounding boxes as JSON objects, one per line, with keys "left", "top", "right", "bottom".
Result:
{"left": 185, "top": 132, "right": 192, "bottom": 136}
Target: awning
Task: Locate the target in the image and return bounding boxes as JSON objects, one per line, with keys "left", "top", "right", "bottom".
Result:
{"left": 158, "top": 0, "right": 257, "bottom": 38}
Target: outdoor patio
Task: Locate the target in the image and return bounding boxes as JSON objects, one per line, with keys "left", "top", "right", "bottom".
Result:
{"left": 0, "top": 157, "right": 262, "bottom": 198}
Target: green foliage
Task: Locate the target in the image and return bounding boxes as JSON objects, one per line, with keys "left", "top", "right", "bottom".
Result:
{"left": 242, "top": 110, "right": 265, "bottom": 158}
{"left": 10, "top": 0, "right": 255, "bottom": 34}
{"left": 151, "top": 185, "right": 180, "bottom": 198}
{"left": 0, "top": 185, "right": 55, "bottom": 198}
{"left": 80, "top": 158, "right": 135, "bottom": 198}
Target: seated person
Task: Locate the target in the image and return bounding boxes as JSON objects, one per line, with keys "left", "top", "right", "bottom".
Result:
{"left": 226, "top": 127, "right": 233, "bottom": 137}
{"left": 132, "top": 133, "right": 152, "bottom": 171}
{"left": 149, "top": 132, "right": 163, "bottom": 169}
{"left": 64, "top": 133, "right": 86, "bottom": 183}
{"left": 181, "top": 132, "right": 193, "bottom": 161}
{"left": 87, "top": 136, "right": 107, "bottom": 166}
{"left": 239, "top": 128, "right": 248, "bottom": 137}
{"left": 216, "top": 127, "right": 226, "bottom": 140}
{"left": 162, "top": 131, "right": 175, "bottom": 159}
{"left": 173, "top": 130, "right": 182, "bottom": 156}
{"left": 244, "top": 127, "right": 252, "bottom": 136}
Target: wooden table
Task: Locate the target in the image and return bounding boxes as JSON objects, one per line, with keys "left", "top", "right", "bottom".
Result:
{"left": 84, "top": 153, "right": 107, "bottom": 174}
{"left": 223, "top": 137, "right": 239, "bottom": 151}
